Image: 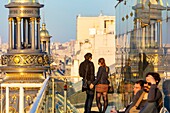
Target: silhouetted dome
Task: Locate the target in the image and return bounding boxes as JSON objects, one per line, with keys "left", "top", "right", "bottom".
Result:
{"left": 40, "top": 23, "right": 51, "bottom": 38}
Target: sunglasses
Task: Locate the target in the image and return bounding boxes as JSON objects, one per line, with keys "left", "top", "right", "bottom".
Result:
{"left": 146, "top": 82, "right": 151, "bottom": 86}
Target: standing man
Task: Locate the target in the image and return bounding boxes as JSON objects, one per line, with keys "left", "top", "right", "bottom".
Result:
{"left": 79, "top": 53, "right": 95, "bottom": 113}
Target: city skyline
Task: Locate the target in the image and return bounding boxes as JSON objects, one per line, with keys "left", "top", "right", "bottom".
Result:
{"left": 0, "top": 0, "right": 117, "bottom": 43}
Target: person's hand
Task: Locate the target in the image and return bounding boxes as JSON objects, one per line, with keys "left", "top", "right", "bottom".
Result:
{"left": 146, "top": 75, "right": 156, "bottom": 84}
{"left": 90, "top": 84, "right": 94, "bottom": 89}
{"left": 110, "top": 108, "right": 117, "bottom": 113}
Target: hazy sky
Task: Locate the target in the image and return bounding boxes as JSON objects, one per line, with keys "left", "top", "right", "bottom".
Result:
{"left": 0, "top": 0, "right": 117, "bottom": 43}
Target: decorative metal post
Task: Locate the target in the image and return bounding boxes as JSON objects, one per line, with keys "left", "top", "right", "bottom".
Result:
{"left": 0, "top": 84, "right": 2, "bottom": 113}
{"left": 52, "top": 78, "right": 55, "bottom": 113}
{"left": 6, "top": 87, "right": 9, "bottom": 113}
{"left": 64, "top": 78, "right": 67, "bottom": 113}
{"left": 19, "top": 87, "right": 24, "bottom": 113}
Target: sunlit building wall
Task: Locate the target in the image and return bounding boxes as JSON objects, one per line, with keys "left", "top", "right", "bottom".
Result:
{"left": 72, "top": 15, "right": 116, "bottom": 81}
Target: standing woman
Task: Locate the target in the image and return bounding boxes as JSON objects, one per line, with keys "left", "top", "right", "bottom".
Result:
{"left": 90, "top": 58, "right": 110, "bottom": 113}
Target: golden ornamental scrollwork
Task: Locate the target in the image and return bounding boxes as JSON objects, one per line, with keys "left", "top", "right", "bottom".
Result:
{"left": 0, "top": 94, "right": 4, "bottom": 101}
{"left": 37, "top": 56, "right": 43, "bottom": 64}
{"left": 24, "top": 55, "right": 37, "bottom": 64}
{"left": 10, "top": 94, "right": 17, "bottom": 104}
{"left": 4, "top": 107, "right": 16, "bottom": 113}
{"left": 146, "top": 54, "right": 158, "bottom": 65}
{"left": 30, "top": 17, "right": 35, "bottom": 22}
{"left": 1, "top": 55, "right": 8, "bottom": 65}
{"left": 26, "top": 95, "right": 33, "bottom": 105}
{"left": 2, "top": 54, "right": 50, "bottom": 66}
{"left": 24, "top": 106, "right": 30, "bottom": 113}
{"left": 8, "top": 17, "right": 13, "bottom": 22}
{"left": 16, "top": 17, "right": 21, "bottom": 22}
{"left": 44, "top": 55, "right": 50, "bottom": 64}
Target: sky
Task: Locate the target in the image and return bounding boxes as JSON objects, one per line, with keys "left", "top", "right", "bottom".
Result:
{"left": 0, "top": 0, "right": 117, "bottom": 43}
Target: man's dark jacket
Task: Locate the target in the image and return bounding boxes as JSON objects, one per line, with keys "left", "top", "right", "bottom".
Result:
{"left": 79, "top": 59, "right": 95, "bottom": 91}
{"left": 125, "top": 90, "right": 147, "bottom": 113}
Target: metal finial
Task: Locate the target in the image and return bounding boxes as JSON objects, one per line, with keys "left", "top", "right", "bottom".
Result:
{"left": 100, "top": 10, "right": 103, "bottom": 16}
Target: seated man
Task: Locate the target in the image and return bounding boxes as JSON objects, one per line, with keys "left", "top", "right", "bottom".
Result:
{"left": 118, "top": 80, "right": 145, "bottom": 113}
{"left": 139, "top": 72, "right": 162, "bottom": 113}
{"left": 133, "top": 80, "right": 145, "bottom": 96}
{"left": 124, "top": 80, "right": 148, "bottom": 113}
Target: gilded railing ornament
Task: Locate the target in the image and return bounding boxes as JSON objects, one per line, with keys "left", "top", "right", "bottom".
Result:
{"left": 14, "top": 56, "right": 21, "bottom": 64}
{"left": 37, "top": 56, "right": 43, "bottom": 64}
{"left": 10, "top": 94, "right": 17, "bottom": 104}
{"left": 1, "top": 54, "right": 50, "bottom": 66}
{"left": 1, "top": 55, "right": 8, "bottom": 65}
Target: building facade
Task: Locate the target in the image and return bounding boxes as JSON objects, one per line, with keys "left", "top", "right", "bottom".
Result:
{"left": 72, "top": 15, "right": 116, "bottom": 82}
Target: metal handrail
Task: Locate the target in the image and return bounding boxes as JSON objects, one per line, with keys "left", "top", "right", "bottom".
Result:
{"left": 29, "top": 76, "right": 50, "bottom": 113}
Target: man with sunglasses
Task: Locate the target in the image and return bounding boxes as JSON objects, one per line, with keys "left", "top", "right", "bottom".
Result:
{"left": 139, "top": 72, "right": 162, "bottom": 113}
{"left": 125, "top": 72, "right": 162, "bottom": 113}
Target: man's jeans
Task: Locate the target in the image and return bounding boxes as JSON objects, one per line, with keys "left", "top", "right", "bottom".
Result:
{"left": 84, "top": 90, "right": 94, "bottom": 113}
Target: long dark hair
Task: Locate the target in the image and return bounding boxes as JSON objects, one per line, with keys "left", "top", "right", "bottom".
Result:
{"left": 99, "top": 58, "right": 109, "bottom": 73}
{"left": 98, "top": 58, "right": 106, "bottom": 67}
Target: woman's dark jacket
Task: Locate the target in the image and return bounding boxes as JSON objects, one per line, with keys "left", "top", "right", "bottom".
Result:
{"left": 93, "top": 66, "right": 110, "bottom": 85}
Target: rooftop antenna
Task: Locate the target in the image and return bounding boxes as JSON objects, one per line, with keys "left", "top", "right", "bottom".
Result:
{"left": 99, "top": 10, "right": 103, "bottom": 16}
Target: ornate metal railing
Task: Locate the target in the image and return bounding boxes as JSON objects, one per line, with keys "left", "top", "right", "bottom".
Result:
{"left": 28, "top": 72, "right": 126, "bottom": 113}
{"left": 29, "top": 76, "right": 50, "bottom": 113}
{"left": 29, "top": 75, "right": 80, "bottom": 113}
